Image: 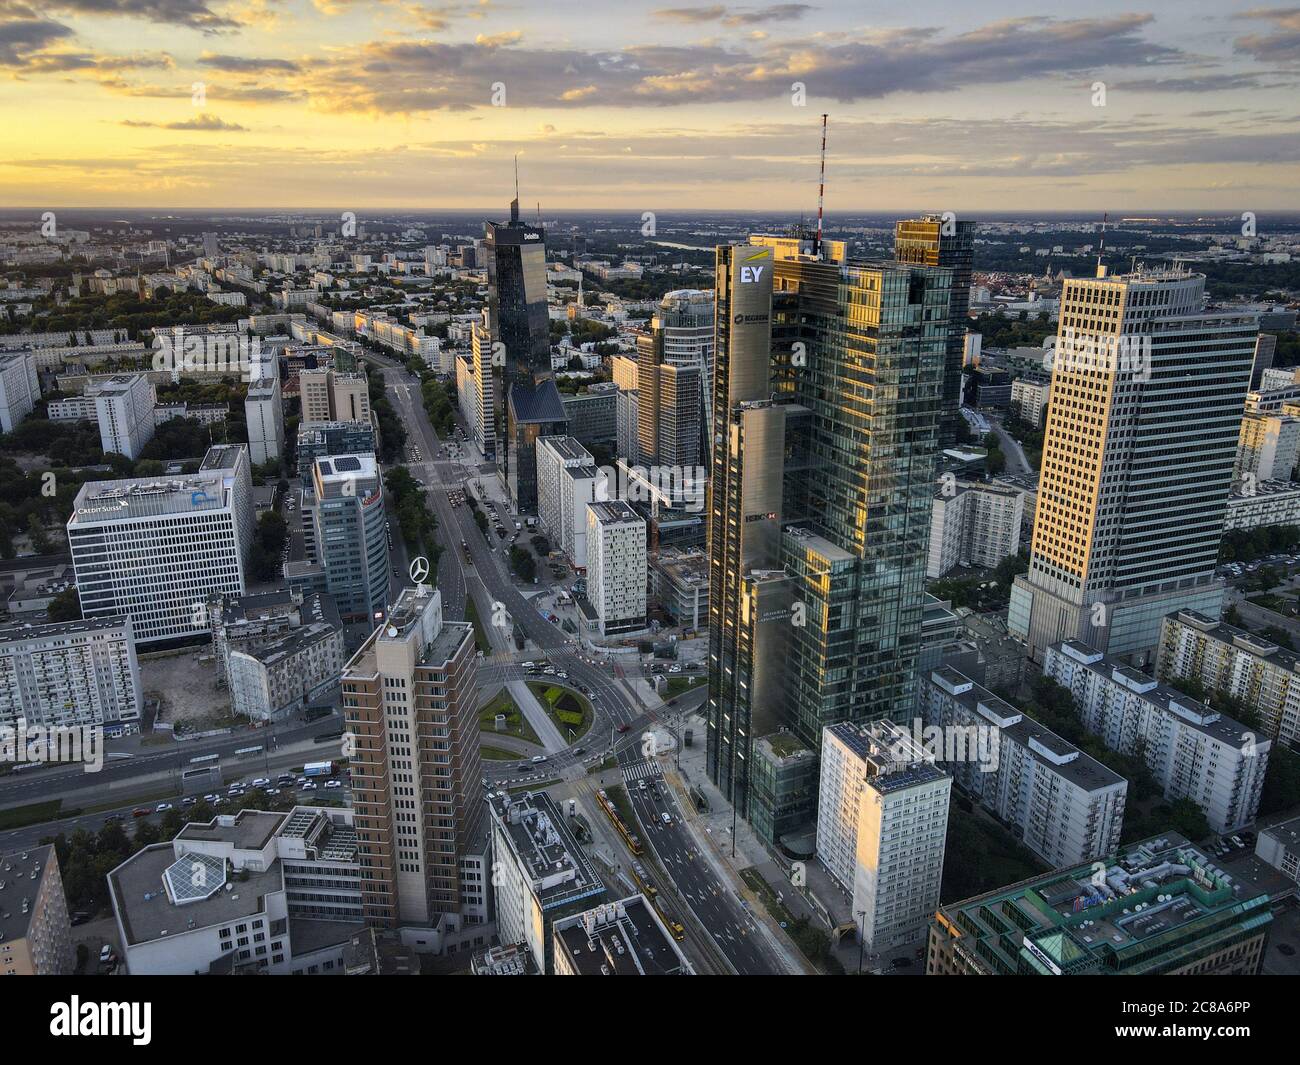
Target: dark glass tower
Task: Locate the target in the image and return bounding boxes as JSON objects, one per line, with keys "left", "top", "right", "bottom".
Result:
{"left": 484, "top": 195, "right": 566, "bottom": 512}
{"left": 894, "top": 215, "right": 974, "bottom": 448}
{"left": 706, "top": 234, "right": 954, "bottom": 834}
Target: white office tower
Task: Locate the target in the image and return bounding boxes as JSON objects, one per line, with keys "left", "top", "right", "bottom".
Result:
{"left": 0, "top": 351, "right": 39, "bottom": 432}
{"left": 94, "top": 373, "right": 156, "bottom": 460}
{"left": 535, "top": 436, "right": 609, "bottom": 568}
{"left": 67, "top": 445, "right": 253, "bottom": 644}
{"left": 1010, "top": 268, "right": 1258, "bottom": 664}
{"left": 923, "top": 667, "right": 1127, "bottom": 866}
{"left": 816, "top": 720, "right": 951, "bottom": 952}
{"left": 584, "top": 501, "right": 647, "bottom": 638}
{"left": 245, "top": 371, "right": 284, "bottom": 465}
{"left": 308, "top": 454, "right": 388, "bottom": 623}
{"left": 470, "top": 311, "right": 496, "bottom": 462}
{"left": 1235, "top": 412, "right": 1300, "bottom": 483}
{"left": 1044, "top": 640, "right": 1270, "bottom": 834}
{"left": 0, "top": 616, "right": 143, "bottom": 729}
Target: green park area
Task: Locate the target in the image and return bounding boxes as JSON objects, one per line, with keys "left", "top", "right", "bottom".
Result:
{"left": 527, "top": 681, "right": 593, "bottom": 742}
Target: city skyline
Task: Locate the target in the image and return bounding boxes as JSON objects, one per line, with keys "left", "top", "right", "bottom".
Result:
{"left": 2, "top": 1, "right": 1298, "bottom": 211}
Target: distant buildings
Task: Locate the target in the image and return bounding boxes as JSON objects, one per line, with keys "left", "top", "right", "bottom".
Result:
{"left": 923, "top": 666, "right": 1127, "bottom": 866}
{"left": 1224, "top": 479, "right": 1300, "bottom": 531}
{"left": 94, "top": 373, "right": 156, "bottom": 460}
{"left": 1044, "top": 640, "right": 1270, "bottom": 833}
{"left": 1009, "top": 371, "right": 1051, "bottom": 429}
{"left": 1157, "top": 608, "right": 1300, "bottom": 751}
{"left": 67, "top": 445, "right": 253, "bottom": 644}
{"left": 1255, "top": 816, "right": 1300, "bottom": 886}
{"left": 342, "top": 586, "right": 489, "bottom": 948}
{"left": 1012, "top": 269, "right": 1257, "bottom": 662}
{"left": 0, "top": 615, "right": 142, "bottom": 730}
{"left": 488, "top": 789, "right": 605, "bottom": 974}
{"left": 0, "top": 351, "right": 38, "bottom": 433}
{"left": 649, "top": 548, "right": 709, "bottom": 631}
{"left": 927, "top": 480, "right": 1024, "bottom": 578}
{"left": 552, "top": 896, "right": 693, "bottom": 976}
{"left": 928, "top": 833, "right": 1273, "bottom": 975}
{"left": 0, "top": 845, "right": 74, "bottom": 975}
{"left": 584, "top": 500, "right": 647, "bottom": 638}
{"left": 816, "top": 720, "right": 951, "bottom": 951}
{"left": 561, "top": 382, "right": 618, "bottom": 448}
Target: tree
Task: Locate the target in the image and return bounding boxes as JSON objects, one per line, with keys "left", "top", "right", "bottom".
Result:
{"left": 47, "top": 587, "right": 81, "bottom": 622}
{"left": 26, "top": 512, "right": 51, "bottom": 553}
{"left": 509, "top": 546, "right": 536, "bottom": 581}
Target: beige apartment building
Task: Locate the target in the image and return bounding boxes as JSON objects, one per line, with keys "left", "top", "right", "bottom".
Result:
{"left": 299, "top": 368, "right": 371, "bottom": 427}
{"left": 0, "top": 845, "right": 74, "bottom": 975}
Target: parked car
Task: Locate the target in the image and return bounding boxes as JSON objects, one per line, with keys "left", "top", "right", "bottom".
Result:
{"left": 99, "top": 945, "right": 115, "bottom": 964}
{"left": 531, "top": 755, "right": 547, "bottom": 764}
{"left": 300, "top": 781, "right": 317, "bottom": 791}
{"left": 324, "top": 780, "right": 342, "bottom": 789}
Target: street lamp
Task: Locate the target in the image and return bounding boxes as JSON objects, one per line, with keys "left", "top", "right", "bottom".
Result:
{"left": 856, "top": 910, "right": 867, "bottom": 974}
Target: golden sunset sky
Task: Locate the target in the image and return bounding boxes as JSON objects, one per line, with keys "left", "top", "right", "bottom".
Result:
{"left": 2, "top": 0, "right": 1298, "bottom": 211}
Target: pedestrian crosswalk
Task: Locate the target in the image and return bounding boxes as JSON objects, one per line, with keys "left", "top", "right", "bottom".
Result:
{"left": 622, "top": 760, "right": 661, "bottom": 783}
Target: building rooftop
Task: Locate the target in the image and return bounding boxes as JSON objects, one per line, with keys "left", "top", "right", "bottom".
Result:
{"left": 0, "top": 613, "right": 132, "bottom": 644}
{"left": 825, "top": 719, "right": 949, "bottom": 795}
{"left": 0, "top": 845, "right": 56, "bottom": 946}
{"left": 488, "top": 790, "right": 604, "bottom": 912}
{"left": 175, "top": 809, "right": 286, "bottom": 852}
{"left": 935, "top": 833, "right": 1274, "bottom": 976}
{"left": 588, "top": 499, "right": 641, "bottom": 526}
{"left": 554, "top": 896, "right": 691, "bottom": 975}
{"left": 539, "top": 435, "right": 593, "bottom": 462}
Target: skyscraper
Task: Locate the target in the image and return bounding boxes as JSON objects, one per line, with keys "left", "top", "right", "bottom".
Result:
{"left": 636, "top": 325, "right": 701, "bottom": 469}
{"left": 706, "top": 233, "right": 954, "bottom": 833}
{"left": 342, "top": 585, "right": 488, "bottom": 936}
{"left": 894, "top": 215, "right": 975, "bottom": 449}
{"left": 304, "top": 454, "right": 389, "bottom": 623}
{"left": 1009, "top": 267, "right": 1258, "bottom": 663}
{"left": 484, "top": 191, "right": 567, "bottom": 512}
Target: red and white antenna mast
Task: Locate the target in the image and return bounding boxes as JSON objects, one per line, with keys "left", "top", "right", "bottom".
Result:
{"left": 815, "top": 113, "right": 828, "bottom": 257}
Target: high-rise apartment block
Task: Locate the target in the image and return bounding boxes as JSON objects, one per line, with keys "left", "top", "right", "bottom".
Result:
{"left": 0, "top": 615, "right": 143, "bottom": 729}
{"left": 535, "top": 435, "right": 608, "bottom": 568}
{"left": 928, "top": 833, "right": 1273, "bottom": 975}
{"left": 0, "top": 351, "right": 39, "bottom": 433}
{"left": 926, "top": 480, "right": 1024, "bottom": 578}
{"left": 245, "top": 372, "right": 284, "bottom": 466}
{"left": 0, "top": 845, "right": 74, "bottom": 975}
{"left": 299, "top": 368, "right": 370, "bottom": 427}
{"left": 1010, "top": 268, "right": 1258, "bottom": 663}
{"left": 923, "top": 666, "right": 1127, "bottom": 866}
{"left": 816, "top": 720, "right": 951, "bottom": 951}
{"left": 1235, "top": 411, "right": 1300, "bottom": 483}
{"left": 68, "top": 445, "right": 253, "bottom": 643}
{"left": 1157, "top": 608, "right": 1300, "bottom": 751}
{"left": 94, "top": 373, "right": 156, "bottom": 460}
{"left": 585, "top": 501, "right": 647, "bottom": 637}
{"left": 1044, "top": 640, "right": 1270, "bottom": 833}
{"left": 342, "top": 586, "right": 488, "bottom": 938}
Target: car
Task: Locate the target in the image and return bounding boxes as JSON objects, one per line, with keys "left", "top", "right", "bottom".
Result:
{"left": 155, "top": 803, "right": 172, "bottom": 813}
{"left": 214, "top": 797, "right": 228, "bottom": 806}
{"left": 132, "top": 807, "right": 151, "bottom": 818}
{"left": 324, "top": 780, "right": 342, "bottom": 789}
{"left": 531, "top": 755, "right": 547, "bottom": 764}
{"left": 103, "top": 812, "right": 125, "bottom": 824}
{"left": 517, "top": 764, "right": 534, "bottom": 773}
{"left": 639, "top": 780, "right": 648, "bottom": 791}
{"left": 543, "top": 667, "right": 556, "bottom": 675}
{"left": 301, "top": 781, "right": 317, "bottom": 791}
{"left": 71, "top": 911, "right": 91, "bottom": 927}
{"left": 660, "top": 812, "right": 673, "bottom": 826}
{"left": 1278, "top": 943, "right": 1297, "bottom": 957}
{"left": 99, "top": 945, "right": 115, "bottom": 964}
{"left": 521, "top": 661, "right": 536, "bottom": 670}
{"left": 617, "top": 724, "right": 630, "bottom": 733}
{"left": 203, "top": 793, "right": 221, "bottom": 803}
{"left": 573, "top": 747, "right": 585, "bottom": 756}
{"left": 265, "top": 788, "right": 281, "bottom": 796}
{"left": 555, "top": 671, "right": 567, "bottom": 679}
{"left": 182, "top": 797, "right": 197, "bottom": 807}
{"left": 252, "top": 778, "right": 270, "bottom": 788}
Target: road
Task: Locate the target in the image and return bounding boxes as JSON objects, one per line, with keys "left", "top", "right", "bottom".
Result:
{"left": 987, "top": 417, "right": 1033, "bottom": 477}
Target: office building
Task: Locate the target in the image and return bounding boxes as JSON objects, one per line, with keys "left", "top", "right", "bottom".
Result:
{"left": 245, "top": 373, "right": 284, "bottom": 466}
{"left": 302, "top": 454, "right": 388, "bottom": 623}
{"left": 616, "top": 388, "right": 640, "bottom": 464}
{"left": 1156, "top": 608, "right": 1300, "bottom": 751}
{"left": 707, "top": 234, "right": 954, "bottom": 831}
{"left": 0, "top": 845, "right": 74, "bottom": 975}
{"left": 67, "top": 445, "right": 253, "bottom": 644}
{"left": 1255, "top": 816, "right": 1300, "bottom": 885}
{"left": 649, "top": 548, "right": 709, "bottom": 631}
{"left": 561, "top": 383, "right": 618, "bottom": 448}
{"left": 611, "top": 354, "right": 638, "bottom": 392}
{"left": 468, "top": 312, "right": 496, "bottom": 462}
{"left": 584, "top": 500, "right": 647, "bottom": 637}
{"left": 926, "top": 480, "right": 1024, "bottom": 578}
{"left": 1010, "top": 268, "right": 1258, "bottom": 663}
{"left": 645, "top": 288, "right": 713, "bottom": 440}
{"left": 295, "top": 420, "right": 376, "bottom": 484}
{"left": 895, "top": 215, "right": 975, "bottom": 447}
{"left": 484, "top": 194, "right": 568, "bottom": 511}
{"left": 299, "top": 368, "right": 370, "bottom": 427}
{"left": 0, "top": 615, "right": 142, "bottom": 729}
{"left": 923, "top": 667, "right": 1127, "bottom": 866}
{"left": 816, "top": 720, "right": 951, "bottom": 951}
{"left": 107, "top": 807, "right": 372, "bottom": 975}
{"left": 1044, "top": 640, "right": 1270, "bottom": 833}
{"left": 1251, "top": 332, "right": 1278, "bottom": 389}
{"left": 1224, "top": 478, "right": 1300, "bottom": 530}
{"left": 94, "top": 373, "right": 156, "bottom": 460}
{"left": 1235, "top": 411, "right": 1300, "bottom": 483}
{"left": 928, "top": 833, "right": 1273, "bottom": 975}
{"left": 535, "top": 435, "right": 607, "bottom": 568}
{"left": 227, "top": 609, "right": 344, "bottom": 722}
{"left": 488, "top": 789, "right": 605, "bottom": 974}
{"left": 637, "top": 324, "right": 701, "bottom": 469}
{"left": 0, "top": 351, "right": 39, "bottom": 433}
{"left": 552, "top": 896, "right": 694, "bottom": 976}
{"left": 342, "top": 586, "right": 488, "bottom": 945}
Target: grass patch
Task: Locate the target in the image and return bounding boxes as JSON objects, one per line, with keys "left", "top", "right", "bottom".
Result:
{"left": 465, "top": 597, "right": 491, "bottom": 653}
{"left": 665, "top": 675, "right": 707, "bottom": 698}
{"left": 0, "top": 799, "right": 66, "bottom": 830}
{"left": 480, "top": 745, "right": 521, "bottom": 761}
{"left": 478, "top": 689, "right": 541, "bottom": 745}
{"left": 527, "top": 681, "right": 593, "bottom": 742}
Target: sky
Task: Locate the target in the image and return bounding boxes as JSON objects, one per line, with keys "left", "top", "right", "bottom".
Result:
{"left": 1, "top": 0, "right": 1298, "bottom": 212}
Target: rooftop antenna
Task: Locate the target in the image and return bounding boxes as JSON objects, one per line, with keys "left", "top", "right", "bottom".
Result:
{"left": 1096, "top": 211, "right": 1108, "bottom": 277}
{"left": 814, "top": 113, "right": 828, "bottom": 257}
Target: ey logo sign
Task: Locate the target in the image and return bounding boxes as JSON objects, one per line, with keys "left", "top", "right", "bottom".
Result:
{"left": 740, "top": 250, "right": 768, "bottom": 283}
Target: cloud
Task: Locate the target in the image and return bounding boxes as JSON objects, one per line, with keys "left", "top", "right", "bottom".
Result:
{"left": 1234, "top": 6, "right": 1300, "bottom": 62}
{"left": 121, "top": 112, "right": 247, "bottom": 129}
{"left": 31, "top": 0, "right": 241, "bottom": 32}
{"left": 653, "top": 4, "right": 811, "bottom": 25}
{"left": 0, "top": 16, "right": 74, "bottom": 66}
{"left": 198, "top": 51, "right": 299, "bottom": 72}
